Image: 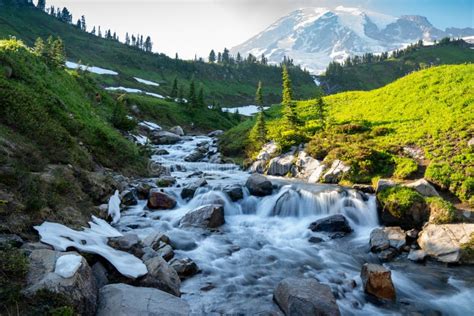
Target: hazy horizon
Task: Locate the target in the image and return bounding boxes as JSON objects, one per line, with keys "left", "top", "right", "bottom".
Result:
{"left": 43, "top": 0, "right": 474, "bottom": 59}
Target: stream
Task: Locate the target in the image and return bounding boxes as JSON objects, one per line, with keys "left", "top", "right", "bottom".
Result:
{"left": 116, "top": 135, "right": 474, "bottom": 315}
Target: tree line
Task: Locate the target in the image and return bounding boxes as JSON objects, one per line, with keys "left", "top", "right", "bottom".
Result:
{"left": 35, "top": 0, "right": 153, "bottom": 53}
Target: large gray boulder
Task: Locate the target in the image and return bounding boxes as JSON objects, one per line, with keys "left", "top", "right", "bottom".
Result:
{"left": 250, "top": 160, "right": 267, "bottom": 174}
{"left": 223, "top": 184, "right": 244, "bottom": 201}
{"left": 179, "top": 204, "right": 225, "bottom": 229}
{"left": 322, "top": 160, "right": 350, "bottom": 183}
{"left": 370, "top": 227, "right": 406, "bottom": 252}
{"left": 267, "top": 153, "right": 295, "bottom": 176}
{"left": 375, "top": 179, "right": 396, "bottom": 193}
{"left": 273, "top": 278, "right": 340, "bottom": 316}
{"left": 181, "top": 178, "right": 207, "bottom": 199}
{"left": 404, "top": 179, "right": 439, "bottom": 197}
{"left": 97, "top": 283, "right": 190, "bottom": 316}
{"left": 295, "top": 151, "right": 324, "bottom": 181}
{"left": 170, "top": 257, "right": 199, "bottom": 279}
{"left": 150, "top": 131, "right": 181, "bottom": 145}
{"left": 245, "top": 174, "right": 273, "bottom": 197}
{"left": 108, "top": 234, "right": 144, "bottom": 258}
{"left": 138, "top": 256, "right": 181, "bottom": 296}
{"left": 23, "top": 249, "right": 98, "bottom": 315}
{"left": 417, "top": 223, "right": 474, "bottom": 264}
{"left": 360, "top": 263, "right": 396, "bottom": 300}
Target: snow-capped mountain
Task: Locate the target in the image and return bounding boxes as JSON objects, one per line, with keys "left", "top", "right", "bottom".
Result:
{"left": 231, "top": 6, "right": 474, "bottom": 74}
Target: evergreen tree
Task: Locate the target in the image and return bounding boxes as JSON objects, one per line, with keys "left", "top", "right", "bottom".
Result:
{"left": 60, "top": 7, "right": 72, "bottom": 23}
{"left": 76, "top": 19, "right": 82, "bottom": 29}
{"left": 91, "top": 26, "right": 96, "bottom": 35}
{"left": 222, "top": 48, "right": 230, "bottom": 63}
{"left": 33, "top": 37, "right": 46, "bottom": 57}
{"left": 315, "top": 97, "right": 328, "bottom": 130}
{"left": 236, "top": 52, "right": 242, "bottom": 63}
{"left": 233, "top": 109, "right": 240, "bottom": 121}
{"left": 188, "top": 79, "right": 197, "bottom": 107}
{"left": 51, "top": 37, "right": 66, "bottom": 67}
{"left": 37, "top": 0, "right": 46, "bottom": 11}
{"left": 144, "top": 36, "right": 152, "bottom": 52}
{"left": 125, "top": 33, "right": 130, "bottom": 45}
{"left": 208, "top": 49, "right": 216, "bottom": 63}
{"left": 98, "top": 26, "right": 102, "bottom": 37}
{"left": 250, "top": 110, "right": 267, "bottom": 149}
{"left": 197, "top": 86, "right": 205, "bottom": 107}
{"left": 170, "top": 77, "right": 178, "bottom": 98}
{"left": 81, "top": 15, "right": 87, "bottom": 31}
{"left": 281, "top": 65, "right": 297, "bottom": 126}
{"left": 217, "top": 52, "right": 222, "bottom": 63}
{"left": 255, "top": 81, "right": 263, "bottom": 106}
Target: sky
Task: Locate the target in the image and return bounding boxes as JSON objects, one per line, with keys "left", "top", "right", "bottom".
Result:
{"left": 44, "top": 0, "right": 474, "bottom": 59}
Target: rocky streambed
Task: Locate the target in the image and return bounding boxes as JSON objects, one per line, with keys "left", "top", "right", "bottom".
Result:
{"left": 6, "top": 125, "right": 474, "bottom": 315}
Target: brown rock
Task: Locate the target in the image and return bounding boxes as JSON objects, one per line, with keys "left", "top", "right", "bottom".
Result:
{"left": 147, "top": 189, "right": 176, "bottom": 210}
{"left": 360, "top": 263, "right": 396, "bottom": 300}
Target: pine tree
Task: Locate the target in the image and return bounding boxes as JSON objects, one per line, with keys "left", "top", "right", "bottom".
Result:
{"left": 81, "top": 15, "right": 87, "bottom": 31}
{"left": 76, "top": 19, "right": 82, "bottom": 29}
{"left": 217, "top": 52, "right": 222, "bottom": 63}
{"left": 188, "top": 79, "right": 197, "bottom": 107}
{"left": 33, "top": 37, "right": 46, "bottom": 57}
{"left": 60, "top": 7, "right": 72, "bottom": 23}
{"left": 98, "top": 26, "right": 102, "bottom": 38}
{"left": 37, "top": 0, "right": 46, "bottom": 11}
{"left": 170, "top": 77, "right": 178, "bottom": 98}
{"left": 282, "top": 65, "right": 297, "bottom": 126}
{"left": 250, "top": 110, "right": 267, "bottom": 149}
{"left": 51, "top": 37, "right": 66, "bottom": 67}
{"left": 315, "top": 97, "right": 328, "bottom": 130}
{"left": 144, "top": 36, "right": 152, "bottom": 52}
{"left": 236, "top": 52, "right": 242, "bottom": 63}
{"left": 197, "top": 86, "right": 205, "bottom": 107}
{"left": 125, "top": 33, "right": 130, "bottom": 45}
{"left": 91, "top": 26, "right": 96, "bottom": 35}
{"left": 209, "top": 50, "right": 216, "bottom": 63}
{"left": 255, "top": 81, "right": 263, "bottom": 107}
{"left": 222, "top": 48, "right": 230, "bottom": 64}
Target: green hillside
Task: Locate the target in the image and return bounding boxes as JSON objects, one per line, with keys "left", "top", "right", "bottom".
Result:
{"left": 0, "top": 5, "right": 318, "bottom": 106}
{"left": 221, "top": 64, "right": 474, "bottom": 204}
{"left": 319, "top": 40, "right": 474, "bottom": 93}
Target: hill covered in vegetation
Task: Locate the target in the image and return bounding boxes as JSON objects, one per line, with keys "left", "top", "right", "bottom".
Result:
{"left": 0, "top": 4, "right": 318, "bottom": 106}
{"left": 319, "top": 39, "right": 474, "bottom": 94}
{"left": 221, "top": 64, "right": 474, "bottom": 205}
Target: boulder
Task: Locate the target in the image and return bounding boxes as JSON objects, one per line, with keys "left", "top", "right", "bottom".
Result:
{"left": 156, "top": 244, "right": 175, "bottom": 261}
{"left": 223, "top": 184, "right": 244, "bottom": 201}
{"left": 154, "top": 148, "right": 170, "bottom": 155}
{"left": 273, "top": 278, "right": 340, "bottom": 316}
{"left": 352, "top": 184, "right": 375, "bottom": 194}
{"left": 307, "top": 165, "right": 326, "bottom": 183}
{"left": 417, "top": 223, "right": 474, "bottom": 264}
{"left": 245, "top": 174, "right": 273, "bottom": 197}
{"left": 169, "top": 126, "right": 185, "bottom": 136}
{"left": 138, "top": 256, "right": 181, "bottom": 297}
{"left": 308, "top": 214, "right": 352, "bottom": 235}
{"left": 24, "top": 249, "right": 98, "bottom": 315}
{"left": 408, "top": 249, "right": 427, "bottom": 262}
{"left": 156, "top": 176, "right": 177, "bottom": 187}
{"left": 378, "top": 248, "right": 398, "bottom": 262}
{"left": 135, "top": 182, "right": 152, "bottom": 199}
{"left": 375, "top": 179, "right": 396, "bottom": 193}
{"left": 184, "top": 149, "right": 206, "bottom": 162}
{"left": 143, "top": 231, "right": 170, "bottom": 251}
{"left": 250, "top": 160, "right": 267, "bottom": 174}
{"left": 208, "top": 130, "right": 224, "bottom": 137}
{"left": 150, "top": 131, "right": 181, "bottom": 145}
{"left": 97, "top": 283, "right": 190, "bottom": 316}
{"left": 404, "top": 179, "right": 439, "bottom": 197}
{"left": 0, "top": 234, "right": 24, "bottom": 248}
{"left": 267, "top": 153, "right": 295, "bottom": 176}
{"left": 92, "top": 262, "right": 109, "bottom": 289}
{"left": 181, "top": 178, "right": 208, "bottom": 199}
{"left": 108, "top": 234, "right": 144, "bottom": 258}
{"left": 360, "top": 263, "right": 396, "bottom": 300}
{"left": 120, "top": 189, "right": 138, "bottom": 206}
{"left": 148, "top": 162, "right": 171, "bottom": 177}
{"left": 179, "top": 204, "right": 225, "bottom": 229}
{"left": 170, "top": 257, "right": 199, "bottom": 279}
{"left": 369, "top": 228, "right": 390, "bottom": 252}
{"left": 147, "top": 189, "right": 177, "bottom": 210}
{"left": 384, "top": 227, "right": 406, "bottom": 250}
{"left": 322, "top": 160, "right": 350, "bottom": 183}
{"left": 295, "top": 151, "right": 323, "bottom": 180}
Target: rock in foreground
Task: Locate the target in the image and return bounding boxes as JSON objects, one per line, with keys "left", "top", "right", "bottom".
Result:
{"left": 147, "top": 189, "right": 177, "bottom": 210}
{"left": 308, "top": 214, "right": 352, "bottom": 236}
{"left": 97, "top": 283, "right": 190, "bottom": 316}
{"left": 273, "top": 277, "right": 340, "bottom": 316}
{"left": 179, "top": 204, "right": 225, "bottom": 229}
{"left": 245, "top": 174, "right": 273, "bottom": 197}
{"left": 360, "top": 263, "right": 396, "bottom": 300}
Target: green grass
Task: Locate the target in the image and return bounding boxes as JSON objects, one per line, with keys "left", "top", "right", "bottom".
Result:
{"left": 377, "top": 186, "right": 425, "bottom": 218}
{"left": 222, "top": 64, "right": 474, "bottom": 203}
{"left": 426, "top": 196, "right": 458, "bottom": 224}
{"left": 0, "top": 6, "right": 318, "bottom": 106}
{"left": 320, "top": 41, "right": 474, "bottom": 93}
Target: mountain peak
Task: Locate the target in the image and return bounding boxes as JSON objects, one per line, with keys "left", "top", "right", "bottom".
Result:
{"left": 231, "top": 7, "right": 473, "bottom": 74}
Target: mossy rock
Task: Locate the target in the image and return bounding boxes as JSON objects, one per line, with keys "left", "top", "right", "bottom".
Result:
{"left": 377, "top": 186, "right": 428, "bottom": 229}
{"left": 426, "top": 196, "right": 458, "bottom": 224}
{"left": 461, "top": 233, "right": 474, "bottom": 264}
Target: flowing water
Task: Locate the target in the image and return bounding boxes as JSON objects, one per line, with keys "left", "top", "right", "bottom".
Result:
{"left": 117, "top": 136, "right": 474, "bottom": 315}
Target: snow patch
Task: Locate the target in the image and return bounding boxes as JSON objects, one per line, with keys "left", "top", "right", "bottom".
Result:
{"left": 139, "top": 121, "right": 162, "bottom": 131}
{"left": 66, "top": 61, "right": 118, "bottom": 75}
{"left": 108, "top": 190, "right": 121, "bottom": 224}
{"left": 134, "top": 77, "right": 160, "bottom": 86}
{"left": 34, "top": 216, "right": 148, "bottom": 279}
{"left": 105, "top": 87, "right": 165, "bottom": 99}
{"left": 54, "top": 254, "right": 83, "bottom": 278}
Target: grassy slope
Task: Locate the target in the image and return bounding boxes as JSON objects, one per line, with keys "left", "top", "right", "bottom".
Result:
{"left": 221, "top": 65, "right": 474, "bottom": 203}
{"left": 0, "top": 6, "right": 318, "bottom": 106}
{"left": 320, "top": 42, "right": 474, "bottom": 93}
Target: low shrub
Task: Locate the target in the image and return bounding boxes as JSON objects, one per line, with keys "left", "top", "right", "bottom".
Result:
{"left": 393, "top": 157, "right": 418, "bottom": 179}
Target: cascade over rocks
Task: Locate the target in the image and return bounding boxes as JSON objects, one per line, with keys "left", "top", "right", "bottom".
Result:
{"left": 181, "top": 178, "right": 208, "bottom": 199}
{"left": 245, "top": 174, "right": 273, "bottom": 196}
{"left": 24, "top": 249, "right": 98, "bottom": 316}
{"left": 97, "top": 283, "right": 190, "bottom": 316}
{"left": 417, "top": 223, "right": 474, "bottom": 264}
{"left": 308, "top": 214, "right": 352, "bottom": 237}
{"left": 273, "top": 277, "right": 340, "bottom": 316}
{"left": 360, "top": 263, "right": 396, "bottom": 300}
{"left": 179, "top": 204, "right": 225, "bottom": 229}
{"left": 150, "top": 130, "right": 182, "bottom": 145}
{"left": 147, "top": 189, "right": 177, "bottom": 209}
{"left": 223, "top": 184, "right": 244, "bottom": 201}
